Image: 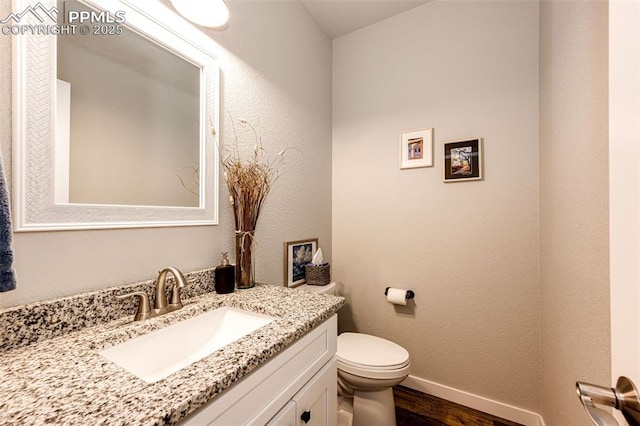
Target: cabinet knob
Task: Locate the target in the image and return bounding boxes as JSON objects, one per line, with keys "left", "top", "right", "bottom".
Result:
{"left": 301, "top": 410, "right": 311, "bottom": 423}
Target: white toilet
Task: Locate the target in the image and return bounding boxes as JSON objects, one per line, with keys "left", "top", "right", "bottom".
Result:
{"left": 298, "top": 282, "right": 411, "bottom": 426}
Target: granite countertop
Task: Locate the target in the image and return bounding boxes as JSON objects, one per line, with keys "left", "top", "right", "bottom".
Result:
{"left": 0, "top": 284, "right": 344, "bottom": 425}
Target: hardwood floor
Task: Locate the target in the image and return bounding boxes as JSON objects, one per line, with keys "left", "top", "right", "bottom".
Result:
{"left": 394, "top": 386, "right": 523, "bottom": 426}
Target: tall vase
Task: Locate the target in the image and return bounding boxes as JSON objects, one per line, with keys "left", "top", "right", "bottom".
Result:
{"left": 235, "top": 230, "right": 255, "bottom": 289}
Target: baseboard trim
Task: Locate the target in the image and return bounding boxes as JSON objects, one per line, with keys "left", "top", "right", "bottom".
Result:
{"left": 401, "top": 375, "right": 546, "bottom": 426}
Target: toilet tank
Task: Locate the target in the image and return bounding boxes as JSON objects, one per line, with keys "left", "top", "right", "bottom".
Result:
{"left": 297, "top": 281, "right": 337, "bottom": 295}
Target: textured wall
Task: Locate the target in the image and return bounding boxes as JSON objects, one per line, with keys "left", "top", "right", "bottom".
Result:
{"left": 0, "top": 0, "right": 332, "bottom": 307}
{"left": 332, "top": 0, "right": 541, "bottom": 411}
{"left": 539, "top": 1, "right": 610, "bottom": 424}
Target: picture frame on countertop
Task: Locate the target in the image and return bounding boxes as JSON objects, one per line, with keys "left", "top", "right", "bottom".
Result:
{"left": 284, "top": 238, "right": 318, "bottom": 287}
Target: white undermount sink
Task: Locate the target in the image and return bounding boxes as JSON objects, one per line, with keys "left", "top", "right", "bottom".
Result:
{"left": 99, "top": 306, "right": 275, "bottom": 383}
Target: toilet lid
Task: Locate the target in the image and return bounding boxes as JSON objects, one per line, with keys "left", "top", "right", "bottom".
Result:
{"left": 336, "top": 333, "right": 409, "bottom": 370}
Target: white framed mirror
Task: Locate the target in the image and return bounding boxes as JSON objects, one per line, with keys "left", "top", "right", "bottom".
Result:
{"left": 12, "top": 0, "right": 219, "bottom": 231}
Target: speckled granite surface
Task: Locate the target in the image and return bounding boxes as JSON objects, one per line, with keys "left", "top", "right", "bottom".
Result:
{"left": 0, "top": 269, "right": 217, "bottom": 352}
{"left": 0, "top": 280, "right": 344, "bottom": 425}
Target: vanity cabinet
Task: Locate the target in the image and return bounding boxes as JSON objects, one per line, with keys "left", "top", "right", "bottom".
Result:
{"left": 267, "top": 402, "right": 296, "bottom": 425}
{"left": 182, "top": 315, "right": 337, "bottom": 425}
{"left": 267, "top": 360, "right": 336, "bottom": 426}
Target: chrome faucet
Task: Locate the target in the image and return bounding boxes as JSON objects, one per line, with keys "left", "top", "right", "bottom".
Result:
{"left": 116, "top": 267, "right": 187, "bottom": 321}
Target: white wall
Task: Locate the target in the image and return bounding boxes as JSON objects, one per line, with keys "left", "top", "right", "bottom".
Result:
{"left": 0, "top": 0, "right": 332, "bottom": 307}
{"left": 539, "top": 1, "right": 610, "bottom": 424}
{"left": 333, "top": 0, "right": 541, "bottom": 412}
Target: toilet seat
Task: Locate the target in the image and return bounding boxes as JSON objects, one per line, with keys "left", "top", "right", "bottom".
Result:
{"left": 336, "top": 333, "right": 410, "bottom": 380}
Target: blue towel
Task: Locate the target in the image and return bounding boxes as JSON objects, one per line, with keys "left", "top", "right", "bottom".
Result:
{"left": 0, "top": 156, "right": 16, "bottom": 292}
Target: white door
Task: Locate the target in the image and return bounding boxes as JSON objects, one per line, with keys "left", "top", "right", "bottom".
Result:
{"left": 609, "top": 0, "right": 640, "bottom": 424}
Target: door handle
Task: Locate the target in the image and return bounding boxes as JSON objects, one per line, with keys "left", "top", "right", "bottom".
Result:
{"left": 576, "top": 376, "right": 640, "bottom": 426}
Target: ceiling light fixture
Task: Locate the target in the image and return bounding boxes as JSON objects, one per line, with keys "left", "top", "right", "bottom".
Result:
{"left": 170, "top": 0, "right": 229, "bottom": 28}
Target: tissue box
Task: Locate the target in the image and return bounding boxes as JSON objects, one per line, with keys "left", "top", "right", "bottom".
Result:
{"left": 304, "top": 264, "right": 331, "bottom": 286}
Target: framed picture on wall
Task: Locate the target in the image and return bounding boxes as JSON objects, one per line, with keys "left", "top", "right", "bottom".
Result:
{"left": 399, "top": 128, "right": 433, "bottom": 169}
{"left": 444, "top": 138, "right": 483, "bottom": 182}
{"left": 284, "top": 238, "right": 318, "bottom": 287}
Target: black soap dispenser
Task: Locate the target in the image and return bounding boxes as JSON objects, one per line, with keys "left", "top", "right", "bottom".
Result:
{"left": 214, "top": 252, "right": 235, "bottom": 294}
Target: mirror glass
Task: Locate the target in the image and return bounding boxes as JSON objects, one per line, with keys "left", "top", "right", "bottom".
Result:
{"left": 13, "top": 0, "right": 219, "bottom": 231}
{"left": 57, "top": 4, "right": 201, "bottom": 207}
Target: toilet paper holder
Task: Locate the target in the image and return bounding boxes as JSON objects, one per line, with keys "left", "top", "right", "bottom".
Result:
{"left": 384, "top": 287, "right": 415, "bottom": 300}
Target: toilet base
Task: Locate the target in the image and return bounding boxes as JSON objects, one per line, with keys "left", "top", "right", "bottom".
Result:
{"left": 337, "top": 396, "right": 354, "bottom": 426}
{"left": 337, "top": 388, "right": 397, "bottom": 426}
{"left": 337, "top": 368, "right": 406, "bottom": 426}
{"left": 352, "top": 388, "right": 397, "bottom": 426}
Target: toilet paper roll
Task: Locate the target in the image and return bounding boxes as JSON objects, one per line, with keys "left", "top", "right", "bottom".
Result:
{"left": 386, "top": 288, "right": 408, "bottom": 306}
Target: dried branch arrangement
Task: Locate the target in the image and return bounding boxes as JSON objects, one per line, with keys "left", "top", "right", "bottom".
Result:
{"left": 217, "top": 117, "right": 295, "bottom": 287}
{"left": 220, "top": 118, "right": 283, "bottom": 232}
{"left": 176, "top": 164, "right": 200, "bottom": 197}
{"left": 222, "top": 119, "right": 282, "bottom": 232}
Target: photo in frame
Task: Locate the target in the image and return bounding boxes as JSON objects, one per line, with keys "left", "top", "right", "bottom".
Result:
{"left": 284, "top": 238, "right": 318, "bottom": 287}
{"left": 444, "top": 138, "right": 483, "bottom": 182}
{"left": 399, "top": 128, "right": 433, "bottom": 169}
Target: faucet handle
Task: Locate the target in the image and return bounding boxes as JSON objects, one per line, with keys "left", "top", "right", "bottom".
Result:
{"left": 170, "top": 284, "right": 183, "bottom": 306}
{"left": 116, "top": 291, "right": 151, "bottom": 321}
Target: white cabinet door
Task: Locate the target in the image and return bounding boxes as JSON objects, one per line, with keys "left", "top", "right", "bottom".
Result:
{"left": 182, "top": 315, "right": 337, "bottom": 426}
{"left": 292, "top": 359, "right": 337, "bottom": 426}
{"left": 609, "top": 2, "right": 640, "bottom": 425}
{"left": 267, "top": 401, "right": 296, "bottom": 426}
